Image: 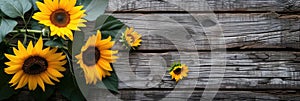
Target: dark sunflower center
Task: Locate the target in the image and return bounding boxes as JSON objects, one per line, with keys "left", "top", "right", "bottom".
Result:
{"left": 127, "top": 34, "right": 135, "bottom": 43}
{"left": 82, "top": 47, "right": 101, "bottom": 66}
{"left": 22, "top": 56, "right": 48, "bottom": 75}
{"left": 50, "top": 9, "right": 70, "bottom": 27}
{"left": 173, "top": 68, "right": 182, "bottom": 75}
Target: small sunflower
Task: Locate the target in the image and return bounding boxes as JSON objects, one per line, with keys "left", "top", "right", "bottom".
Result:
{"left": 32, "top": 0, "right": 86, "bottom": 40}
{"left": 169, "top": 63, "right": 189, "bottom": 82}
{"left": 121, "top": 27, "right": 142, "bottom": 49}
{"left": 4, "top": 37, "right": 66, "bottom": 91}
{"left": 75, "top": 31, "right": 118, "bottom": 84}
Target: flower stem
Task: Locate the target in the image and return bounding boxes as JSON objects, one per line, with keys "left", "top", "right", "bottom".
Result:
{"left": 11, "top": 29, "right": 42, "bottom": 34}
{"left": 23, "top": 33, "right": 27, "bottom": 45}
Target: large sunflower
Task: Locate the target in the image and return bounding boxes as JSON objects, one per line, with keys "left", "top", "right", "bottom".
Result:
{"left": 169, "top": 63, "right": 189, "bottom": 82}
{"left": 32, "top": 0, "right": 86, "bottom": 40}
{"left": 4, "top": 37, "right": 66, "bottom": 91}
{"left": 122, "top": 27, "right": 142, "bottom": 49}
{"left": 75, "top": 31, "right": 118, "bottom": 84}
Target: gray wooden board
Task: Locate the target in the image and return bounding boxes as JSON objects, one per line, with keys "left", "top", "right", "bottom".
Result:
{"left": 109, "top": 51, "right": 300, "bottom": 89}
{"left": 87, "top": 90, "right": 300, "bottom": 101}
{"left": 107, "top": 0, "right": 300, "bottom": 12}
{"left": 80, "top": 0, "right": 300, "bottom": 99}
{"left": 82, "top": 13, "right": 300, "bottom": 50}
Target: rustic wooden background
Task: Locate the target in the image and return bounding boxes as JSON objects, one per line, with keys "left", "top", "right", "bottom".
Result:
{"left": 88, "top": 0, "right": 300, "bottom": 100}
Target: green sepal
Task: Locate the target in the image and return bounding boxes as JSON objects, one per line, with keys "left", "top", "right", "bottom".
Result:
{"left": 169, "top": 62, "right": 182, "bottom": 72}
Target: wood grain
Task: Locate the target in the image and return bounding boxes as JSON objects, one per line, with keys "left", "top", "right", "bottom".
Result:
{"left": 111, "top": 51, "right": 300, "bottom": 89}
{"left": 101, "top": 13, "right": 300, "bottom": 50}
{"left": 118, "top": 90, "right": 300, "bottom": 101}
{"left": 107, "top": 0, "right": 300, "bottom": 12}
{"left": 82, "top": 1, "right": 300, "bottom": 100}
{"left": 87, "top": 90, "right": 300, "bottom": 101}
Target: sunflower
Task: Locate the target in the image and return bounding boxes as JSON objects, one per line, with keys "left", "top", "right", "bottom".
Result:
{"left": 4, "top": 37, "right": 66, "bottom": 91}
{"left": 169, "top": 63, "right": 189, "bottom": 82}
{"left": 121, "top": 27, "right": 142, "bottom": 49}
{"left": 32, "top": 0, "right": 86, "bottom": 40}
{"left": 75, "top": 31, "right": 118, "bottom": 84}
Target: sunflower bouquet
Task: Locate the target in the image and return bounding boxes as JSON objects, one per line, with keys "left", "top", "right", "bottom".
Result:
{"left": 0, "top": 0, "right": 142, "bottom": 100}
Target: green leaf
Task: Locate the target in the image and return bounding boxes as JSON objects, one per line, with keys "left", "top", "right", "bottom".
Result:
{"left": 96, "top": 70, "right": 119, "bottom": 93}
{"left": 0, "top": 83, "right": 17, "bottom": 100}
{"left": 29, "top": 0, "right": 42, "bottom": 11}
{"left": 30, "top": 85, "right": 55, "bottom": 101}
{"left": 0, "top": 18, "right": 17, "bottom": 43}
{"left": 0, "top": 45, "right": 17, "bottom": 100}
{"left": 84, "top": 0, "right": 108, "bottom": 21}
{"left": 0, "top": 0, "right": 32, "bottom": 18}
{"left": 169, "top": 62, "right": 182, "bottom": 72}
{"left": 58, "top": 67, "right": 85, "bottom": 101}
{"left": 77, "top": 0, "right": 92, "bottom": 8}
{"left": 44, "top": 38, "right": 65, "bottom": 48}
{"left": 30, "top": 20, "right": 44, "bottom": 30}
{"left": 95, "top": 15, "right": 127, "bottom": 40}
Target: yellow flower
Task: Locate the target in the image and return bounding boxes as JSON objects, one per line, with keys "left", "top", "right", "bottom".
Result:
{"left": 75, "top": 31, "right": 118, "bottom": 84}
{"left": 169, "top": 64, "right": 189, "bottom": 82}
{"left": 32, "top": 0, "right": 86, "bottom": 40}
{"left": 4, "top": 37, "right": 66, "bottom": 91}
{"left": 122, "top": 27, "right": 142, "bottom": 49}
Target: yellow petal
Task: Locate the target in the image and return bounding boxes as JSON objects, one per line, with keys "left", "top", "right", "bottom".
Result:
{"left": 52, "top": 0, "right": 59, "bottom": 10}
{"left": 27, "top": 41, "right": 34, "bottom": 54}
{"left": 63, "top": 28, "right": 73, "bottom": 40}
{"left": 95, "top": 66, "right": 103, "bottom": 81}
{"left": 95, "top": 30, "right": 102, "bottom": 40}
{"left": 75, "top": 54, "right": 82, "bottom": 60}
{"left": 12, "top": 48, "right": 22, "bottom": 57}
{"left": 101, "top": 55, "right": 118, "bottom": 61}
{"left": 70, "top": 11, "right": 84, "bottom": 20}
{"left": 17, "top": 41, "right": 28, "bottom": 55}
{"left": 67, "top": 24, "right": 80, "bottom": 31}
{"left": 39, "top": 20, "right": 52, "bottom": 26}
{"left": 59, "top": 0, "right": 68, "bottom": 9}
{"left": 44, "top": 0, "right": 55, "bottom": 11}
{"left": 69, "top": 6, "right": 83, "bottom": 14}
{"left": 46, "top": 71, "right": 60, "bottom": 82}
{"left": 5, "top": 54, "right": 20, "bottom": 61}
{"left": 36, "top": 76, "right": 45, "bottom": 91}
{"left": 9, "top": 70, "right": 23, "bottom": 84}
{"left": 40, "top": 73, "right": 55, "bottom": 85}
{"left": 15, "top": 74, "right": 28, "bottom": 90}
{"left": 32, "top": 12, "right": 49, "bottom": 20}
{"left": 33, "top": 37, "right": 43, "bottom": 54}
{"left": 47, "top": 68, "right": 64, "bottom": 78}
{"left": 50, "top": 26, "right": 59, "bottom": 36}
{"left": 4, "top": 65, "right": 22, "bottom": 74}
{"left": 65, "top": 0, "right": 76, "bottom": 11}
{"left": 100, "top": 50, "right": 118, "bottom": 56}
{"left": 99, "top": 41, "right": 114, "bottom": 49}
{"left": 98, "top": 36, "right": 111, "bottom": 46}
{"left": 36, "top": 2, "right": 52, "bottom": 15}
{"left": 98, "top": 59, "right": 112, "bottom": 71}
{"left": 46, "top": 52, "right": 63, "bottom": 61}
{"left": 48, "top": 60, "right": 67, "bottom": 66}
{"left": 28, "top": 75, "right": 38, "bottom": 90}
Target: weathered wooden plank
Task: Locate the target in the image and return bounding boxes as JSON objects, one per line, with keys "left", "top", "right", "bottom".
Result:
{"left": 92, "top": 90, "right": 300, "bottom": 101}
{"left": 96, "top": 13, "right": 300, "bottom": 50}
{"left": 107, "top": 0, "right": 300, "bottom": 12}
{"left": 111, "top": 51, "right": 300, "bottom": 89}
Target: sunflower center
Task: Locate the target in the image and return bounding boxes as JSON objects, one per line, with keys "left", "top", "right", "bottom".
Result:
{"left": 127, "top": 34, "right": 135, "bottom": 43}
{"left": 82, "top": 47, "right": 101, "bottom": 66}
{"left": 173, "top": 68, "right": 182, "bottom": 75}
{"left": 22, "top": 56, "right": 48, "bottom": 75}
{"left": 50, "top": 9, "right": 70, "bottom": 27}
